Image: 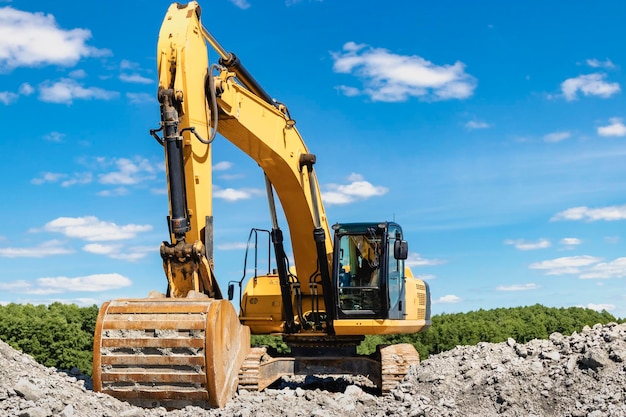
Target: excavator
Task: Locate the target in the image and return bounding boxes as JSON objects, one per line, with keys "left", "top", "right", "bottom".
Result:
{"left": 93, "top": 1, "right": 431, "bottom": 409}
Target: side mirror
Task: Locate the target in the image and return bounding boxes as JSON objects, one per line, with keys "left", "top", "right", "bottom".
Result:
{"left": 394, "top": 240, "right": 408, "bottom": 260}
{"left": 227, "top": 283, "right": 235, "bottom": 301}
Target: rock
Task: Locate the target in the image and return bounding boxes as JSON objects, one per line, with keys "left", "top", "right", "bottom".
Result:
{"left": 60, "top": 404, "right": 74, "bottom": 417}
{"left": 580, "top": 348, "right": 610, "bottom": 370}
{"left": 19, "top": 407, "right": 49, "bottom": 417}
{"left": 565, "top": 355, "right": 579, "bottom": 374}
{"left": 529, "top": 360, "right": 544, "bottom": 373}
{"left": 13, "top": 378, "right": 44, "bottom": 402}
{"left": 121, "top": 409, "right": 146, "bottom": 417}
{"left": 540, "top": 350, "right": 560, "bottom": 361}
{"left": 609, "top": 346, "right": 626, "bottom": 362}
{"left": 2, "top": 322, "right": 626, "bottom": 417}
{"left": 343, "top": 385, "right": 363, "bottom": 398}
{"left": 514, "top": 344, "right": 528, "bottom": 358}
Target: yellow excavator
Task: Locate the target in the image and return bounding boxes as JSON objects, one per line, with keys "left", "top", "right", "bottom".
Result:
{"left": 93, "top": 1, "right": 431, "bottom": 409}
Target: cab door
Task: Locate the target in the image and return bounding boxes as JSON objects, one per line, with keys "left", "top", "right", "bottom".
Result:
{"left": 387, "top": 226, "right": 405, "bottom": 319}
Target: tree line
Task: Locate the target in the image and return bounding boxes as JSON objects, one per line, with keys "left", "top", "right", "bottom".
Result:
{"left": 0, "top": 303, "right": 98, "bottom": 375}
{"left": 0, "top": 303, "right": 621, "bottom": 376}
{"left": 357, "top": 304, "right": 620, "bottom": 359}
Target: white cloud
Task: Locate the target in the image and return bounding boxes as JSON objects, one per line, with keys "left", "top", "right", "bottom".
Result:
{"left": 126, "top": 92, "right": 155, "bottom": 104}
{"left": 415, "top": 274, "right": 436, "bottom": 281}
{"left": 61, "top": 172, "right": 93, "bottom": 187}
{"left": 68, "top": 69, "right": 86, "bottom": 78}
{"left": 504, "top": 238, "right": 551, "bottom": 251}
{"left": 579, "top": 258, "right": 626, "bottom": 279}
{"left": 31, "top": 172, "right": 66, "bottom": 185}
{"left": 496, "top": 283, "right": 540, "bottom": 291}
{"left": 597, "top": 117, "right": 626, "bottom": 137}
{"left": 216, "top": 242, "right": 248, "bottom": 250}
{"left": 551, "top": 204, "right": 626, "bottom": 222}
{"left": 119, "top": 73, "right": 152, "bottom": 84}
{"left": 560, "top": 73, "right": 620, "bottom": 101}
{"left": 0, "top": 280, "right": 32, "bottom": 292}
{"left": 336, "top": 85, "right": 361, "bottom": 97}
{"left": 31, "top": 156, "right": 163, "bottom": 190}
{"left": 559, "top": 237, "right": 582, "bottom": 248}
{"left": 0, "top": 90, "right": 18, "bottom": 104}
{"left": 229, "top": 0, "right": 251, "bottom": 9}
{"left": 38, "top": 216, "right": 152, "bottom": 242}
{"left": 37, "top": 274, "right": 130, "bottom": 292}
{"left": 465, "top": 120, "right": 491, "bottom": 130}
{"left": 36, "top": 273, "right": 132, "bottom": 293}
{"left": 322, "top": 173, "right": 388, "bottom": 205}
{"left": 529, "top": 255, "right": 602, "bottom": 275}
{"left": 433, "top": 294, "right": 461, "bottom": 304}
{"left": 0, "top": 239, "right": 73, "bottom": 258}
{"left": 0, "top": 6, "right": 109, "bottom": 71}
{"left": 543, "top": 131, "right": 571, "bottom": 143}
{"left": 219, "top": 173, "right": 245, "bottom": 180}
{"left": 83, "top": 243, "right": 154, "bottom": 261}
{"left": 586, "top": 58, "right": 615, "bottom": 69}
{"left": 0, "top": 82, "right": 35, "bottom": 105}
{"left": 331, "top": 42, "right": 476, "bottom": 102}
{"left": 83, "top": 243, "right": 119, "bottom": 255}
{"left": 214, "top": 161, "right": 233, "bottom": 171}
{"left": 585, "top": 303, "right": 616, "bottom": 312}
{"left": 214, "top": 187, "right": 263, "bottom": 201}
{"left": 98, "top": 157, "right": 157, "bottom": 185}
{"left": 43, "top": 131, "right": 65, "bottom": 143}
{"left": 31, "top": 171, "right": 92, "bottom": 187}
{"left": 19, "top": 83, "right": 34, "bottom": 95}
{"left": 120, "top": 60, "right": 139, "bottom": 70}
{"left": 39, "top": 78, "right": 118, "bottom": 104}
{"left": 604, "top": 236, "right": 620, "bottom": 244}
{"left": 529, "top": 254, "right": 626, "bottom": 280}
{"left": 97, "top": 187, "right": 129, "bottom": 197}
{"left": 405, "top": 252, "right": 446, "bottom": 267}
{"left": 150, "top": 187, "right": 168, "bottom": 195}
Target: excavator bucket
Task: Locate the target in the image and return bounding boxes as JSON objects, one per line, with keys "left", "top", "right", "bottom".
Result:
{"left": 93, "top": 298, "right": 250, "bottom": 409}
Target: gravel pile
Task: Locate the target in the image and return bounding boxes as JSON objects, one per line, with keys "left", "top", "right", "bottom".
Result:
{"left": 1, "top": 322, "right": 625, "bottom": 416}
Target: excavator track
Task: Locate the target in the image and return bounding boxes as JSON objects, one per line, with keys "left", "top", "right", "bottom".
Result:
{"left": 237, "top": 343, "right": 420, "bottom": 394}
{"left": 93, "top": 298, "right": 250, "bottom": 409}
{"left": 238, "top": 346, "right": 269, "bottom": 391}
{"left": 380, "top": 343, "right": 420, "bottom": 393}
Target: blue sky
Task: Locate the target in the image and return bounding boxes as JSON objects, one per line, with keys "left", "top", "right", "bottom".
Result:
{"left": 1, "top": 0, "right": 625, "bottom": 319}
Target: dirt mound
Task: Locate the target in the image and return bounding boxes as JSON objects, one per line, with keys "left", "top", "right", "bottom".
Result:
{"left": 1, "top": 323, "right": 625, "bottom": 416}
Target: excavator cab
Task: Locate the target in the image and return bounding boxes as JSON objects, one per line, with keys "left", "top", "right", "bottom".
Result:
{"left": 333, "top": 222, "right": 408, "bottom": 319}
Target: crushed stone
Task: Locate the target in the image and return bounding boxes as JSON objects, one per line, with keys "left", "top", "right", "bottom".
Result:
{"left": 1, "top": 323, "right": 625, "bottom": 416}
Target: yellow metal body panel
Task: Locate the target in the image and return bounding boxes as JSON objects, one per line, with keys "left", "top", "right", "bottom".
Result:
{"left": 239, "top": 275, "right": 284, "bottom": 334}
{"left": 403, "top": 267, "right": 430, "bottom": 322}
{"left": 332, "top": 319, "right": 430, "bottom": 335}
